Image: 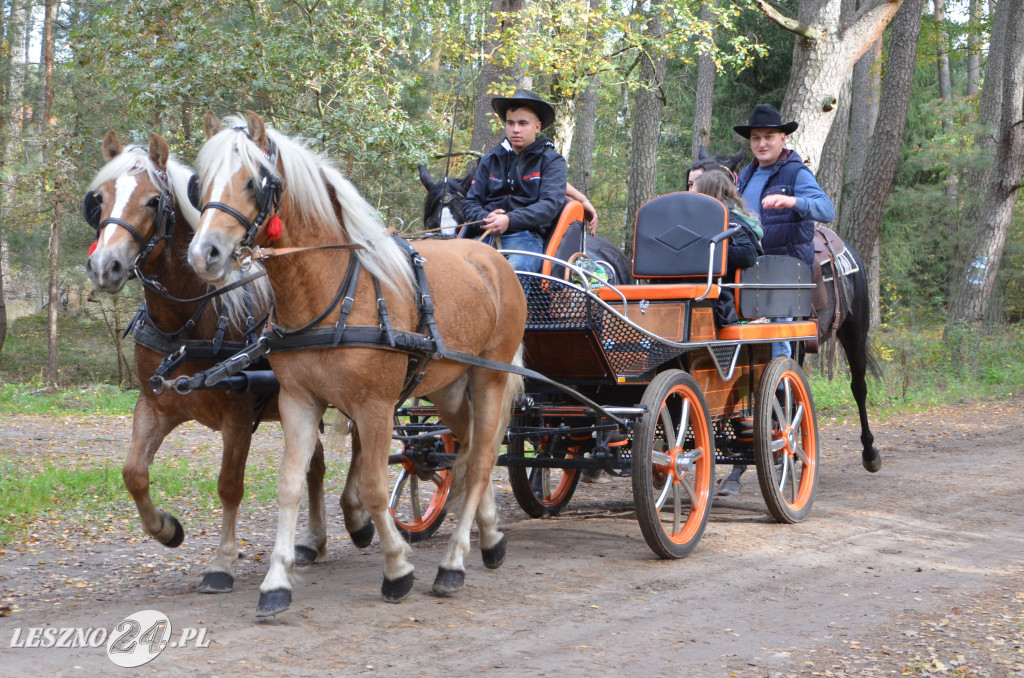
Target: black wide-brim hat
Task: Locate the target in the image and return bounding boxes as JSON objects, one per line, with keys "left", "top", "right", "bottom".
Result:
{"left": 733, "top": 104, "right": 798, "bottom": 138}
{"left": 491, "top": 89, "right": 556, "bottom": 130}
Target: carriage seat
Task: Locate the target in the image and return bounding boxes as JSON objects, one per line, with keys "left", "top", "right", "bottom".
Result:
{"left": 596, "top": 283, "right": 719, "bottom": 301}
{"left": 540, "top": 198, "right": 584, "bottom": 278}
{"left": 632, "top": 192, "right": 729, "bottom": 280}
{"left": 733, "top": 255, "right": 814, "bottom": 320}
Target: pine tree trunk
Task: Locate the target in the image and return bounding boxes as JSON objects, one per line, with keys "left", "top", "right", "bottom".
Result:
{"left": 470, "top": 0, "right": 526, "bottom": 154}
{"left": 760, "top": 0, "right": 901, "bottom": 172}
{"left": 816, "top": 0, "right": 856, "bottom": 215}
{"left": 845, "top": 0, "right": 924, "bottom": 326}
{"left": 44, "top": 0, "right": 61, "bottom": 390}
{"left": 623, "top": 4, "right": 666, "bottom": 259}
{"left": 837, "top": 37, "right": 881, "bottom": 240}
{"left": 690, "top": 1, "right": 716, "bottom": 162}
{"left": 948, "top": 0, "right": 1024, "bottom": 325}
{"left": 935, "top": 0, "right": 952, "bottom": 108}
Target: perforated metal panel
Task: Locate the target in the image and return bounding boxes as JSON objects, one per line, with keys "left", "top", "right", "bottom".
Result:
{"left": 520, "top": 275, "right": 692, "bottom": 380}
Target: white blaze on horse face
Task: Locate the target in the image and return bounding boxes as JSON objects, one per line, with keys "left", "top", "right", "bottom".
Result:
{"left": 440, "top": 207, "right": 456, "bottom": 236}
{"left": 100, "top": 174, "right": 139, "bottom": 246}
{"left": 196, "top": 153, "right": 243, "bottom": 238}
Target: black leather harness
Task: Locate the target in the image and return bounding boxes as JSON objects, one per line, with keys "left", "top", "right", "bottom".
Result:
{"left": 170, "top": 236, "right": 624, "bottom": 425}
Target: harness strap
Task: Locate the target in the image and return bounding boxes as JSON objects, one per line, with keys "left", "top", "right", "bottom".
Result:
{"left": 818, "top": 227, "right": 847, "bottom": 381}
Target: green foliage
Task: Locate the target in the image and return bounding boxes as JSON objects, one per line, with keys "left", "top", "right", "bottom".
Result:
{"left": 809, "top": 323, "right": 1024, "bottom": 419}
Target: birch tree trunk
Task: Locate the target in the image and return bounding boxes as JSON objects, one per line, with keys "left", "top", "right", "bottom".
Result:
{"left": 967, "top": 0, "right": 982, "bottom": 97}
{"left": 756, "top": 0, "right": 903, "bottom": 172}
{"left": 844, "top": 0, "right": 924, "bottom": 326}
{"left": 623, "top": 3, "right": 666, "bottom": 259}
{"left": 0, "top": 0, "right": 30, "bottom": 353}
{"left": 948, "top": 0, "right": 1024, "bottom": 325}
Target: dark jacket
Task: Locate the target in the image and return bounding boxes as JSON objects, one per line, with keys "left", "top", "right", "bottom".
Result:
{"left": 736, "top": 149, "right": 816, "bottom": 266}
{"left": 462, "top": 137, "right": 567, "bottom": 237}
{"left": 716, "top": 208, "right": 763, "bottom": 327}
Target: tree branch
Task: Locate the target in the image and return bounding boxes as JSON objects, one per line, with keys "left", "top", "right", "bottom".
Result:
{"left": 753, "top": 0, "right": 821, "bottom": 40}
{"left": 841, "top": 0, "right": 903, "bottom": 63}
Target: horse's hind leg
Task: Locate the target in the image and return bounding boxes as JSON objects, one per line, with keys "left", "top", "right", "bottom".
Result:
{"left": 838, "top": 316, "right": 881, "bottom": 472}
{"left": 432, "top": 369, "right": 507, "bottom": 595}
{"left": 199, "top": 417, "right": 255, "bottom": 593}
{"left": 340, "top": 423, "right": 376, "bottom": 548}
{"left": 295, "top": 437, "right": 328, "bottom": 565}
{"left": 122, "top": 397, "right": 185, "bottom": 547}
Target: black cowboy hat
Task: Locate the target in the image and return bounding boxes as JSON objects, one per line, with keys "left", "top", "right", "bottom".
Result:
{"left": 491, "top": 89, "right": 556, "bottom": 130}
{"left": 733, "top": 104, "right": 798, "bottom": 138}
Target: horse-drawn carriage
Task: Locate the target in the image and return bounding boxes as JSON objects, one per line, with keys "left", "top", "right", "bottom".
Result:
{"left": 390, "top": 190, "right": 821, "bottom": 558}
{"left": 86, "top": 112, "right": 875, "bottom": 615}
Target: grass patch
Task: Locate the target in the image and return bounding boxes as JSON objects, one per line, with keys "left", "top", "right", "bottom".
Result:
{"left": 0, "top": 382, "right": 139, "bottom": 415}
{"left": 0, "top": 449, "right": 347, "bottom": 549}
{"left": 806, "top": 322, "right": 1024, "bottom": 420}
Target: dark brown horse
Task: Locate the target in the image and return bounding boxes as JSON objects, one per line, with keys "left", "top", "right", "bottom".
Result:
{"left": 188, "top": 111, "right": 526, "bottom": 616}
{"left": 85, "top": 132, "right": 328, "bottom": 594}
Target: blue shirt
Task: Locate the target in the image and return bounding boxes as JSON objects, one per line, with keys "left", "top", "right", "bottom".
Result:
{"left": 741, "top": 163, "right": 835, "bottom": 223}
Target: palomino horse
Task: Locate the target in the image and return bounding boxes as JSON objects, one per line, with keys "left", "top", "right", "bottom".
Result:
{"left": 688, "top": 148, "right": 881, "bottom": 476}
{"left": 188, "top": 112, "right": 526, "bottom": 615}
{"left": 85, "top": 132, "right": 328, "bottom": 594}
{"left": 418, "top": 163, "right": 636, "bottom": 284}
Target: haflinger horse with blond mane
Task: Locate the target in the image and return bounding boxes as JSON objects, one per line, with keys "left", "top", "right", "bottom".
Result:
{"left": 84, "top": 131, "right": 329, "bottom": 594}
{"left": 188, "top": 111, "right": 527, "bottom": 615}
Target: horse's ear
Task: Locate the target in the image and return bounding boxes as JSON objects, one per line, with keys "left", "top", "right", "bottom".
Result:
{"left": 418, "top": 164, "right": 434, "bottom": 190}
{"left": 245, "top": 110, "right": 268, "bottom": 148}
{"left": 102, "top": 131, "right": 122, "bottom": 161}
{"left": 697, "top": 146, "right": 709, "bottom": 160}
{"left": 204, "top": 111, "right": 223, "bottom": 140}
{"left": 727, "top": 150, "right": 745, "bottom": 173}
{"left": 149, "top": 133, "right": 169, "bottom": 172}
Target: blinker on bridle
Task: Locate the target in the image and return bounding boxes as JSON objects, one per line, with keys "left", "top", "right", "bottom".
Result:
{"left": 190, "top": 129, "right": 282, "bottom": 254}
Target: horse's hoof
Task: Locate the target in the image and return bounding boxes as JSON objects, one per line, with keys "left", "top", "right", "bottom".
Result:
{"left": 294, "top": 544, "right": 320, "bottom": 566}
{"left": 163, "top": 516, "right": 185, "bottom": 548}
{"left": 256, "top": 589, "right": 291, "bottom": 617}
{"left": 381, "top": 572, "right": 415, "bottom": 603}
{"left": 862, "top": 448, "right": 882, "bottom": 473}
{"left": 432, "top": 568, "right": 465, "bottom": 596}
{"left": 350, "top": 521, "right": 375, "bottom": 548}
{"left": 717, "top": 479, "right": 741, "bottom": 496}
{"left": 197, "top": 571, "right": 234, "bottom": 594}
{"left": 481, "top": 535, "right": 507, "bottom": 570}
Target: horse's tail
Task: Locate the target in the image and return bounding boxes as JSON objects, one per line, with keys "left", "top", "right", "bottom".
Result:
{"left": 497, "top": 345, "right": 526, "bottom": 459}
{"left": 865, "top": 339, "right": 883, "bottom": 380}
{"left": 449, "top": 344, "right": 524, "bottom": 512}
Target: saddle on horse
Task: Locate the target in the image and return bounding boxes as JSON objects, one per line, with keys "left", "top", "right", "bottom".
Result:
{"left": 811, "top": 225, "right": 859, "bottom": 377}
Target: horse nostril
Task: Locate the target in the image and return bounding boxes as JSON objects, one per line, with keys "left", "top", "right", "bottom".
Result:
{"left": 204, "top": 243, "right": 222, "bottom": 266}
{"left": 109, "top": 260, "right": 122, "bottom": 276}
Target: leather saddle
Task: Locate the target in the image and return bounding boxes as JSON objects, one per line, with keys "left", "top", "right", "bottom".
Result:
{"left": 810, "top": 225, "right": 858, "bottom": 374}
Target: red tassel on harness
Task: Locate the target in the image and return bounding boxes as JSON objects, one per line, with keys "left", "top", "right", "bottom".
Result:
{"left": 266, "top": 214, "right": 282, "bottom": 242}
{"left": 89, "top": 240, "right": 98, "bottom": 256}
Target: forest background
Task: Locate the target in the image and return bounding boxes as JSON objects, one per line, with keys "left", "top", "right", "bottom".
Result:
{"left": 1, "top": 0, "right": 1023, "bottom": 415}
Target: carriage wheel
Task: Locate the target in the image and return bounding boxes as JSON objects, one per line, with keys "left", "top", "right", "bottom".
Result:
{"left": 631, "top": 370, "right": 715, "bottom": 559}
{"left": 389, "top": 433, "right": 453, "bottom": 542}
{"left": 507, "top": 418, "right": 581, "bottom": 518}
{"left": 753, "top": 357, "right": 819, "bottom": 524}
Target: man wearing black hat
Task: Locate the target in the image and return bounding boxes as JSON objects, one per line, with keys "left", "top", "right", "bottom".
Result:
{"left": 462, "top": 89, "right": 568, "bottom": 272}
{"left": 734, "top": 103, "right": 834, "bottom": 273}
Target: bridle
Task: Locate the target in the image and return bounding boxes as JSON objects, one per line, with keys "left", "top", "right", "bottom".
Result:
{"left": 83, "top": 161, "right": 176, "bottom": 276}
{"left": 190, "top": 130, "right": 282, "bottom": 251}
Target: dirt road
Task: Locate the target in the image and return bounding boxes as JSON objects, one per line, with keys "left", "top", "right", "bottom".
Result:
{"left": 1, "top": 402, "right": 1023, "bottom": 677}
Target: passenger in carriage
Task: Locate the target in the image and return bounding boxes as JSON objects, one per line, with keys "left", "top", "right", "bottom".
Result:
{"left": 733, "top": 103, "right": 834, "bottom": 357}
{"left": 462, "top": 89, "right": 569, "bottom": 273}
{"left": 689, "top": 169, "right": 763, "bottom": 327}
